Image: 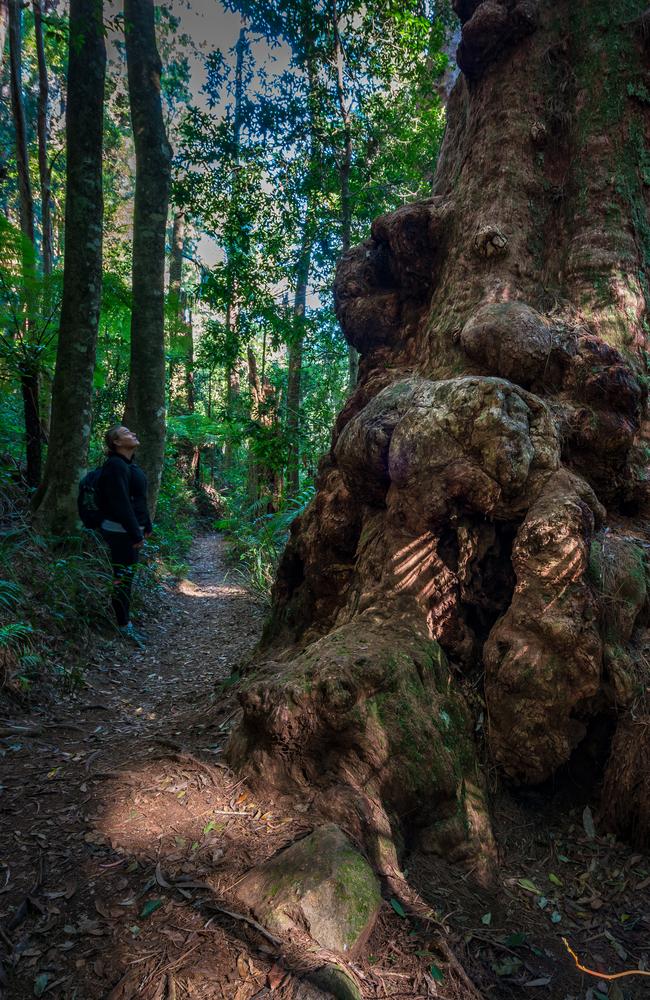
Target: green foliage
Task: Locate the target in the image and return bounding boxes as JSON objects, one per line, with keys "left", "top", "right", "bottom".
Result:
{"left": 219, "top": 485, "right": 315, "bottom": 599}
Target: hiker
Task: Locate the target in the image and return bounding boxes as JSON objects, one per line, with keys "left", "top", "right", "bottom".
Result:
{"left": 97, "top": 425, "right": 152, "bottom": 644}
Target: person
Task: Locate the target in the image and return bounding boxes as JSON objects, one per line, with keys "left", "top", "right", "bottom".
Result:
{"left": 97, "top": 425, "right": 152, "bottom": 645}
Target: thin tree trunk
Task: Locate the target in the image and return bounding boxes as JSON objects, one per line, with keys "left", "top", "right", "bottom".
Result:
{"left": 20, "top": 368, "right": 41, "bottom": 488}
{"left": 286, "top": 222, "right": 313, "bottom": 496}
{"left": 9, "top": 0, "right": 41, "bottom": 484}
{"left": 32, "top": 0, "right": 106, "bottom": 532}
{"left": 168, "top": 210, "right": 194, "bottom": 414}
{"left": 33, "top": 0, "right": 53, "bottom": 276}
{"left": 122, "top": 0, "right": 173, "bottom": 517}
{"left": 223, "top": 27, "right": 247, "bottom": 478}
{"left": 0, "top": 0, "right": 8, "bottom": 74}
{"left": 8, "top": 0, "right": 34, "bottom": 246}
{"left": 330, "top": 0, "right": 357, "bottom": 392}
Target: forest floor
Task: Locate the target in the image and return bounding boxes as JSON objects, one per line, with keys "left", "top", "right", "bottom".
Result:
{"left": 2, "top": 536, "right": 650, "bottom": 1000}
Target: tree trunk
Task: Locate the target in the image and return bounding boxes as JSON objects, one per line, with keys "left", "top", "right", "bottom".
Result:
{"left": 32, "top": 0, "right": 106, "bottom": 532}
{"left": 227, "top": 0, "right": 650, "bottom": 872}
{"left": 285, "top": 219, "right": 313, "bottom": 497}
{"left": 8, "top": 0, "right": 34, "bottom": 246}
{"left": 33, "top": 0, "right": 53, "bottom": 277}
{"left": 222, "top": 28, "right": 247, "bottom": 479}
{"left": 122, "top": 0, "right": 172, "bottom": 517}
{"left": 9, "top": 0, "right": 41, "bottom": 485}
{"left": 168, "top": 209, "right": 194, "bottom": 414}
{"left": 0, "top": 0, "right": 8, "bottom": 73}
{"left": 330, "top": 0, "right": 358, "bottom": 393}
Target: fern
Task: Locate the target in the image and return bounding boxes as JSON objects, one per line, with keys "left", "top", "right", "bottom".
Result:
{"left": 0, "top": 622, "right": 32, "bottom": 647}
{"left": 0, "top": 579, "right": 22, "bottom": 612}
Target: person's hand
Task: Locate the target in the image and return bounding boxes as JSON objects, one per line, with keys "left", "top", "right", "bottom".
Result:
{"left": 133, "top": 539, "right": 144, "bottom": 549}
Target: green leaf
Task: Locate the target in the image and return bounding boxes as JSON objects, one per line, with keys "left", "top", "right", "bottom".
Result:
{"left": 34, "top": 973, "right": 49, "bottom": 997}
{"left": 429, "top": 964, "right": 444, "bottom": 982}
{"left": 492, "top": 957, "right": 522, "bottom": 976}
{"left": 203, "top": 820, "right": 216, "bottom": 834}
{"left": 389, "top": 898, "right": 406, "bottom": 918}
{"left": 504, "top": 932, "right": 527, "bottom": 948}
{"left": 550, "top": 911, "right": 562, "bottom": 923}
{"left": 140, "top": 898, "right": 163, "bottom": 918}
{"left": 518, "top": 878, "right": 542, "bottom": 894}
{"left": 557, "top": 854, "right": 570, "bottom": 863}
{"left": 481, "top": 912, "right": 492, "bottom": 926}
{"left": 548, "top": 873, "right": 563, "bottom": 886}
{"left": 537, "top": 896, "right": 548, "bottom": 909}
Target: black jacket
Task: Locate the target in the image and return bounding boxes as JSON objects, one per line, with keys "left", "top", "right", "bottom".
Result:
{"left": 98, "top": 454, "right": 152, "bottom": 543}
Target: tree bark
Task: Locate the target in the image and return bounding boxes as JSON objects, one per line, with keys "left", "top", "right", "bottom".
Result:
{"left": 223, "top": 27, "right": 247, "bottom": 479}
{"left": 32, "top": 0, "right": 106, "bottom": 532}
{"left": 9, "top": 0, "right": 41, "bottom": 485}
{"left": 33, "top": 0, "right": 53, "bottom": 277}
{"left": 228, "top": 0, "right": 650, "bottom": 869}
{"left": 168, "top": 209, "right": 194, "bottom": 414}
{"left": 329, "top": 0, "right": 358, "bottom": 392}
{"left": 0, "top": 0, "right": 9, "bottom": 76}
{"left": 122, "top": 0, "right": 173, "bottom": 517}
{"left": 285, "top": 219, "right": 313, "bottom": 496}
{"left": 8, "top": 0, "right": 34, "bottom": 246}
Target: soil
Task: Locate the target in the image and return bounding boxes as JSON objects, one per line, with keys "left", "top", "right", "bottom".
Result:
{"left": 2, "top": 535, "right": 650, "bottom": 1000}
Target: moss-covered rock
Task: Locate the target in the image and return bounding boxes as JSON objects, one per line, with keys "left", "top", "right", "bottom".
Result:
{"left": 235, "top": 824, "right": 381, "bottom": 955}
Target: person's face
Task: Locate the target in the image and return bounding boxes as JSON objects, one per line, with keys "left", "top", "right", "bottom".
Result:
{"left": 115, "top": 426, "right": 140, "bottom": 450}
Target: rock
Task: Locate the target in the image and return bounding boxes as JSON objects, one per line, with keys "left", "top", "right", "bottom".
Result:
{"left": 235, "top": 825, "right": 381, "bottom": 955}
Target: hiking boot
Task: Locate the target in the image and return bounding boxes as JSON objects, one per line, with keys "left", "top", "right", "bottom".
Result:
{"left": 119, "top": 622, "right": 146, "bottom": 649}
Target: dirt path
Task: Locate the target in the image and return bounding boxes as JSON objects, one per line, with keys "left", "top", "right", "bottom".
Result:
{"left": 0, "top": 535, "right": 315, "bottom": 1000}
{"left": 4, "top": 536, "right": 650, "bottom": 1000}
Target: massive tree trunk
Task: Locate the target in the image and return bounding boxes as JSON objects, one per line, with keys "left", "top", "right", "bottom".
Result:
{"left": 122, "top": 0, "right": 172, "bottom": 517}
{"left": 32, "top": 0, "right": 106, "bottom": 532}
{"left": 228, "top": 0, "right": 650, "bottom": 870}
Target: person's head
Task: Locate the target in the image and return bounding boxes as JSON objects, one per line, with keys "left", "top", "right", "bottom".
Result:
{"left": 105, "top": 425, "right": 140, "bottom": 457}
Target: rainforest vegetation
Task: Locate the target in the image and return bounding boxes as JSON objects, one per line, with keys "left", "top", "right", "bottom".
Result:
{"left": 2, "top": 1, "right": 650, "bottom": 998}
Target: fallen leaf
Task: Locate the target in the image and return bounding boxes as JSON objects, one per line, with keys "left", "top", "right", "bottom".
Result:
{"left": 548, "top": 873, "right": 563, "bottom": 886}
{"left": 481, "top": 912, "right": 492, "bottom": 926}
{"left": 429, "top": 964, "right": 444, "bottom": 982}
{"left": 526, "top": 977, "right": 551, "bottom": 987}
{"left": 140, "top": 898, "right": 163, "bottom": 918}
{"left": 33, "top": 973, "right": 49, "bottom": 996}
{"left": 236, "top": 953, "right": 249, "bottom": 978}
{"left": 518, "top": 878, "right": 542, "bottom": 894}
{"left": 267, "top": 964, "right": 286, "bottom": 990}
{"left": 155, "top": 863, "right": 170, "bottom": 888}
{"left": 94, "top": 899, "right": 111, "bottom": 919}
{"left": 390, "top": 898, "right": 406, "bottom": 918}
{"left": 583, "top": 806, "right": 596, "bottom": 840}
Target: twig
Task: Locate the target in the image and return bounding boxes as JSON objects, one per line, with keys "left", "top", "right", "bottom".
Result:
{"left": 562, "top": 937, "right": 650, "bottom": 981}
{"left": 205, "top": 902, "right": 282, "bottom": 947}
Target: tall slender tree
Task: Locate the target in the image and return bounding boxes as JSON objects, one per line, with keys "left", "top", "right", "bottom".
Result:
{"left": 33, "top": 0, "right": 106, "bottom": 532}
{"left": 122, "top": 0, "right": 173, "bottom": 516}
{"left": 0, "top": 0, "right": 8, "bottom": 72}
{"left": 33, "top": 0, "right": 53, "bottom": 277}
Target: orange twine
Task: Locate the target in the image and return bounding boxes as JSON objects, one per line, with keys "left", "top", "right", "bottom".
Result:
{"left": 562, "top": 937, "right": 650, "bottom": 981}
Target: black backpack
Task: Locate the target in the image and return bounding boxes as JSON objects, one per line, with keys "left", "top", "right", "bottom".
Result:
{"left": 78, "top": 468, "right": 104, "bottom": 529}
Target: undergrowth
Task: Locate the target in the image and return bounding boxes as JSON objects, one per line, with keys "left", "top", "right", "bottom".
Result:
{"left": 217, "top": 485, "right": 315, "bottom": 601}
{"left": 0, "top": 454, "right": 198, "bottom": 699}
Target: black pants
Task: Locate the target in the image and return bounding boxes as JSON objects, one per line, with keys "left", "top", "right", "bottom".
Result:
{"left": 101, "top": 530, "right": 140, "bottom": 627}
